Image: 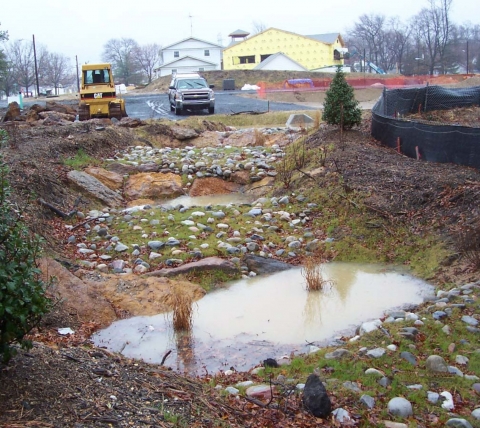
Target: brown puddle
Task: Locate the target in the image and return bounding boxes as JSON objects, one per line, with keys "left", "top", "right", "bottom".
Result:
{"left": 92, "top": 263, "right": 434, "bottom": 375}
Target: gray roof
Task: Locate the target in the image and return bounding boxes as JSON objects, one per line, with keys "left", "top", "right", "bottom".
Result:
{"left": 253, "top": 52, "right": 307, "bottom": 71}
{"left": 305, "top": 33, "right": 340, "bottom": 44}
{"left": 228, "top": 29, "right": 250, "bottom": 37}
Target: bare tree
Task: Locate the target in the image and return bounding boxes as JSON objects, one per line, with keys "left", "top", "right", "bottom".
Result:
{"left": 102, "top": 38, "right": 140, "bottom": 85}
{"left": 133, "top": 43, "right": 161, "bottom": 84}
{"left": 0, "top": 23, "right": 9, "bottom": 95}
{"left": 386, "top": 17, "right": 412, "bottom": 74}
{"left": 42, "top": 53, "right": 74, "bottom": 95}
{"left": 252, "top": 21, "right": 267, "bottom": 35}
{"left": 8, "top": 40, "right": 35, "bottom": 95}
{"left": 412, "top": 0, "right": 453, "bottom": 74}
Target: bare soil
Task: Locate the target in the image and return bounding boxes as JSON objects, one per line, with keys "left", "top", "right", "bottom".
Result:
{"left": 1, "top": 89, "right": 480, "bottom": 426}
{"left": 406, "top": 105, "right": 480, "bottom": 127}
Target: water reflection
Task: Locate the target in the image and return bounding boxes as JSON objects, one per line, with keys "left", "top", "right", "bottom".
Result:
{"left": 159, "top": 193, "right": 253, "bottom": 208}
{"left": 92, "top": 263, "right": 434, "bottom": 375}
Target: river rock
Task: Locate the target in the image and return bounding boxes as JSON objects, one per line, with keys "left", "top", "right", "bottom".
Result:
{"left": 246, "top": 384, "right": 272, "bottom": 400}
{"left": 242, "top": 254, "right": 294, "bottom": 275}
{"left": 302, "top": 373, "right": 332, "bottom": 418}
{"left": 387, "top": 397, "right": 413, "bottom": 418}
{"left": 426, "top": 355, "right": 449, "bottom": 373}
{"left": 445, "top": 419, "right": 473, "bottom": 428}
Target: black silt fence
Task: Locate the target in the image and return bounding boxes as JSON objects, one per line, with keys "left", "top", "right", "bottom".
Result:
{"left": 371, "top": 85, "right": 480, "bottom": 169}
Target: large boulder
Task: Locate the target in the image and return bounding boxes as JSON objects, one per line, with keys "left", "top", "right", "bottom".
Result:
{"left": 302, "top": 373, "right": 332, "bottom": 418}
{"left": 85, "top": 167, "right": 124, "bottom": 191}
{"left": 171, "top": 126, "right": 199, "bottom": 140}
{"left": 67, "top": 170, "right": 123, "bottom": 207}
{"left": 46, "top": 100, "right": 77, "bottom": 115}
{"left": 243, "top": 254, "right": 294, "bottom": 275}
{"left": 125, "top": 172, "right": 184, "bottom": 200}
{"left": 189, "top": 177, "right": 243, "bottom": 197}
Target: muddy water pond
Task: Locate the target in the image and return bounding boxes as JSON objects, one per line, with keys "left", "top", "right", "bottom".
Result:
{"left": 92, "top": 263, "right": 434, "bottom": 374}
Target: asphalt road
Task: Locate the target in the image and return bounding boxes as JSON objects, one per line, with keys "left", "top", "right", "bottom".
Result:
{"left": 1, "top": 90, "right": 313, "bottom": 120}
{"left": 123, "top": 91, "right": 313, "bottom": 120}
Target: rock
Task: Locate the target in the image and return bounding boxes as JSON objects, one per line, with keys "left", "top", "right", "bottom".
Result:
{"left": 263, "top": 358, "right": 278, "bottom": 368}
{"left": 171, "top": 126, "right": 199, "bottom": 140}
{"left": 359, "top": 394, "right": 375, "bottom": 409}
{"left": 106, "top": 162, "right": 138, "bottom": 175}
{"left": 365, "top": 368, "right": 384, "bottom": 378}
{"left": 225, "top": 386, "right": 239, "bottom": 395}
{"left": 427, "top": 391, "right": 440, "bottom": 403}
{"left": 302, "top": 374, "right": 332, "bottom": 418}
{"left": 366, "top": 348, "right": 386, "bottom": 358}
{"left": 332, "top": 408, "right": 350, "bottom": 423}
{"left": 246, "top": 384, "right": 272, "bottom": 400}
{"left": 147, "top": 257, "right": 240, "bottom": 278}
{"left": 189, "top": 177, "right": 242, "bottom": 197}
{"left": 461, "top": 315, "right": 478, "bottom": 326}
{"left": 325, "top": 348, "right": 351, "bottom": 359}
{"left": 400, "top": 351, "right": 417, "bottom": 366}
{"left": 445, "top": 419, "right": 473, "bottom": 428}
{"left": 85, "top": 167, "right": 124, "bottom": 190}
{"left": 382, "top": 423, "right": 408, "bottom": 428}
{"left": 387, "top": 397, "right": 413, "bottom": 418}
{"left": 125, "top": 172, "right": 184, "bottom": 200}
{"left": 440, "top": 391, "right": 454, "bottom": 410}
{"left": 67, "top": 170, "right": 123, "bottom": 207}
{"left": 358, "top": 319, "right": 382, "bottom": 335}
{"left": 471, "top": 408, "right": 480, "bottom": 420}
{"left": 242, "top": 254, "right": 294, "bottom": 275}
{"left": 343, "top": 381, "right": 361, "bottom": 393}
{"left": 425, "top": 355, "right": 449, "bottom": 373}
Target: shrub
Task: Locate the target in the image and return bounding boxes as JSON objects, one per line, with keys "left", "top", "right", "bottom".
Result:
{"left": 301, "top": 256, "right": 334, "bottom": 292}
{"left": 322, "top": 66, "right": 362, "bottom": 130}
{"left": 170, "top": 284, "right": 194, "bottom": 331}
{"left": 0, "top": 157, "right": 52, "bottom": 363}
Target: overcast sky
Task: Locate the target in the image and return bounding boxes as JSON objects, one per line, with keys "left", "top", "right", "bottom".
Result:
{"left": 1, "top": 0, "right": 477, "bottom": 67}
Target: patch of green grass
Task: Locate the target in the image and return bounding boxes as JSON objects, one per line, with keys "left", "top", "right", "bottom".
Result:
{"left": 64, "top": 148, "right": 102, "bottom": 169}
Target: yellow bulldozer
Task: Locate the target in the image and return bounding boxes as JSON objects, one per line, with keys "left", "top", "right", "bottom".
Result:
{"left": 78, "top": 63, "right": 128, "bottom": 121}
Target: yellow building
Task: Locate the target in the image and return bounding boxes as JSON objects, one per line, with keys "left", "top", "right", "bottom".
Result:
{"left": 223, "top": 28, "right": 345, "bottom": 71}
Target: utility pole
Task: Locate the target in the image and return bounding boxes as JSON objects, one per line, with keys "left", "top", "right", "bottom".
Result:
{"left": 76, "top": 55, "right": 80, "bottom": 92}
{"left": 466, "top": 40, "right": 469, "bottom": 75}
{"left": 32, "top": 34, "right": 40, "bottom": 97}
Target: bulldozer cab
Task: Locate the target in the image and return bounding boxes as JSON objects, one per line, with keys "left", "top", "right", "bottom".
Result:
{"left": 83, "top": 68, "right": 111, "bottom": 85}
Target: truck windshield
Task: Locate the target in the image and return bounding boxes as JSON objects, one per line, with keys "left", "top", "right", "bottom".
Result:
{"left": 84, "top": 69, "right": 110, "bottom": 84}
{"left": 177, "top": 79, "right": 207, "bottom": 89}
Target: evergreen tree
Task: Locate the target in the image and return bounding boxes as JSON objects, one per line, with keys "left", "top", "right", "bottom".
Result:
{"left": 322, "top": 66, "right": 362, "bottom": 129}
{"left": 0, "top": 156, "right": 52, "bottom": 363}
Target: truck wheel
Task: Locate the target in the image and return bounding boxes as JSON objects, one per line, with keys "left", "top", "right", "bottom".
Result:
{"left": 174, "top": 106, "right": 183, "bottom": 116}
{"left": 78, "top": 105, "right": 90, "bottom": 121}
{"left": 208, "top": 106, "right": 215, "bottom": 114}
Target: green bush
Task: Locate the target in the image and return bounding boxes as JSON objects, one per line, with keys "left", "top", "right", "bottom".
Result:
{"left": 0, "top": 157, "right": 52, "bottom": 363}
{"left": 322, "top": 66, "right": 362, "bottom": 129}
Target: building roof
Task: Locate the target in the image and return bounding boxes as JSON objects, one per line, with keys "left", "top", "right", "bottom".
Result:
{"left": 161, "top": 37, "right": 223, "bottom": 51}
{"left": 253, "top": 52, "right": 307, "bottom": 71}
{"left": 305, "top": 33, "right": 342, "bottom": 45}
{"left": 158, "top": 55, "right": 218, "bottom": 69}
{"left": 228, "top": 29, "right": 250, "bottom": 37}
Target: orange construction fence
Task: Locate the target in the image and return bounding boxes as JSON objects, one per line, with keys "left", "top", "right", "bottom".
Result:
{"left": 255, "top": 74, "right": 474, "bottom": 97}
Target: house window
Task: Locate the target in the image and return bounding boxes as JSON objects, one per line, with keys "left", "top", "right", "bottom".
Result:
{"left": 172, "top": 69, "right": 177, "bottom": 74}
{"left": 204, "top": 49, "right": 210, "bottom": 56}
{"left": 199, "top": 67, "right": 204, "bottom": 71}
{"left": 174, "top": 51, "right": 179, "bottom": 58}
{"left": 260, "top": 54, "right": 272, "bottom": 62}
{"left": 238, "top": 55, "right": 255, "bottom": 64}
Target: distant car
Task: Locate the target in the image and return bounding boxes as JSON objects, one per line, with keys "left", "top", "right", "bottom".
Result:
{"left": 168, "top": 73, "right": 215, "bottom": 115}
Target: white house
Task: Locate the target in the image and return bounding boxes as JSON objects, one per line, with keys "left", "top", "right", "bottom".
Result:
{"left": 155, "top": 37, "right": 223, "bottom": 77}
{"left": 253, "top": 52, "right": 307, "bottom": 71}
